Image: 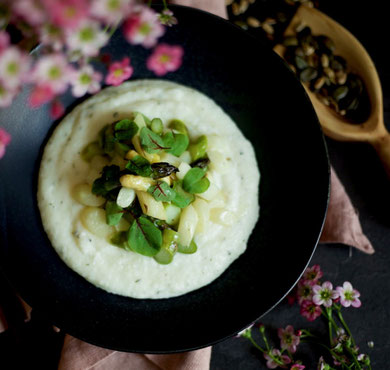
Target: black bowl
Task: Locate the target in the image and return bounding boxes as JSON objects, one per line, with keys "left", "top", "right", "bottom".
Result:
{"left": 0, "top": 5, "right": 329, "bottom": 353}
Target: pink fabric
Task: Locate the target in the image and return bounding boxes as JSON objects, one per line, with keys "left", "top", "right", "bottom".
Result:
{"left": 170, "top": 0, "right": 228, "bottom": 18}
{"left": 58, "top": 336, "right": 212, "bottom": 370}
{"left": 320, "top": 168, "right": 374, "bottom": 254}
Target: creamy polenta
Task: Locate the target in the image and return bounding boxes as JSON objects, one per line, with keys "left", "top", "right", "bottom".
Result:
{"left": 37, "top": 80, "right": 260, "bottom": 299}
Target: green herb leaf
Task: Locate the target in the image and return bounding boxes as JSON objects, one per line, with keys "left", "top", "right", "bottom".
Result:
{"left": 163, "top": 131, "right": 189, "bottom": 156}
{"left": 114, "top": 142, "right": 131, "bottom": 157}
{"left": 147, "top": 181, "right": 176, "bottom": 202}
{"left": 114, "top": 119, "right": 138, "bottom": 141}
{"left": 140, "top": 127, "right": 169, "bottom": 154}
{"left": 92, "top": 165, "right": 121, "bottom": 197}
{"left": 125, "top": 155, "right": 152, "bottom": 177}
{"left": 182, "top": 167, "right": 210, "bottom": 194}
{"left": 171, "top": 181, "right": 194, "bottom": 208}
{"left": 105, "top": 201, "right": 124, "bottom": 226}
{"left": 110, "top": 231, "right": 130, "bottom": 250}
{"left": 127, "top": 216, "right": 162, "bottom": 256}
{"left": 100, "top": 125, "right": 116, "bottom": 154}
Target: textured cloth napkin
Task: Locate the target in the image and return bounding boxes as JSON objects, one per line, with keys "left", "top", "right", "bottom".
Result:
{"left": 0, "top": 1, "right": 374, "bottom": 369}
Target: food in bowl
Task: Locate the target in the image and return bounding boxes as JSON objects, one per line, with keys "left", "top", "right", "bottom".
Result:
{"left": 37, "top": 80, "right": 260, "bottom": 299}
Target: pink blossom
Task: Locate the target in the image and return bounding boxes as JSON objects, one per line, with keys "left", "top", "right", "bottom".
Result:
{"left": 0, "top": 46, "right": 31, "bottom": 90}
{"left": 43, "top": 0, "right": 89, "bottom": 30}
{"left": 0, "top": 127, "right": 11, "bottom": 159}
{"left": 39, "top": 24, "right": 63, "bottom": 51}
{"left": 28, "top": 84, "right": 55, "bottom": 108}
{"left": 0, "top": 31, "right": 10, "bottom": 53}
{"left": 0, "top": 81, "right": 17, "bottom": 108}
{"left": 300, "top": 299, "right": 322, "bottom": 321}
{"left": 301, "top": 264, "right": 323, "bottom": 286}
{"left": 105, "top": 57, "right": 133, "bottom": 86}
{"left": 296, "top": 280, "right": 314, "bottom": 305}
{"left": 291, "top": 364, "right": 305, "bottom": 370}
{"left": 146, "top": 43, "right": 184, "bottom": 76}
{"left": 12, "top": 0, "right": 47, "bottom": 26}
{"left": 312, "top": 281, "right": 339, "bottom": 308}
{"left": 30, "top": 54, "right": 72, "bottom": 94}
{"left": 278, "top": 325, "right": 300, "bottom": 354}
{"left": 264, "top": 349, "right": 291, "bottom": 369}
{"left": 50, "top": 100, "right": 65, "bottom": 119}
{"left": 123, "top": 6, "right": 165, "bottom": 48}
{"left": 70, "top": 65, "right": 102, "bottom": 97}
{"left": 91, "top": 0, "right": 133, "bottom": 24}
{"left": 335, "top": 281, "right": 361, "bottom": 308}
{"left": 66, "top": 20, "right": 108, "bottom": 58}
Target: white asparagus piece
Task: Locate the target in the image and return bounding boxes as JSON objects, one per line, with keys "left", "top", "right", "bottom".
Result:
{"left": 136, "top": 191, "right": 166, "bottom": 220}
{"left": 177, "top": 204, "right": 198, "bottom": 247}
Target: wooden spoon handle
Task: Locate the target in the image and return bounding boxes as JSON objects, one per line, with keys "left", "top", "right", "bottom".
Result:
{"left": 372, "top": 133, "right": 390, "bottom": 178}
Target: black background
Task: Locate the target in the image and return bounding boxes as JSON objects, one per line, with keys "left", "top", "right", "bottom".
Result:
{"left": 1, "top": 0, "right": 389, "bottom": 368}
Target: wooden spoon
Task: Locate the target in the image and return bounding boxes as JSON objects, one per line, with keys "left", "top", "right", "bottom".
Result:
{"left": 273, "top": 5, "right": 390, "bottom": 176}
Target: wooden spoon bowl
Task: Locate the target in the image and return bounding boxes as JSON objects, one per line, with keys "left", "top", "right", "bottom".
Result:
{"left": 274, "top": 5, "right": 390, "bottom": 176}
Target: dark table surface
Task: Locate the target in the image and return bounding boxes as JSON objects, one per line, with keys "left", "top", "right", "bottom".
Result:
{"left": 1, "top": 0, "right": 389, "bottom": 369}
{"left": 212, "top": 0, "right": 390, "bottom": 368}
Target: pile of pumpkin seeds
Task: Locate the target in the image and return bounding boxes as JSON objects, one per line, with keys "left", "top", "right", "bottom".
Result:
{"left": 227, "top": 0, "right": 369, "bottom": 123}
{"left": 282, "top": 24, "right": 370, "bottom": 122}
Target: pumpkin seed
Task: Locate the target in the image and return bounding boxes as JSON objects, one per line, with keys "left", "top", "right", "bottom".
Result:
{"left": 314, "top": 76, "right": 326, "bottom": 90}
{"left": 283, "top": 36, "right": 299, "bottom": 47}
{"left": 295, "top": 55, "right": 308, "bottom": 69}
{"left": 336, "top": 70, "right": 347, "bottom": 85}
{"left": 300, "top": 67, "right": 318, "bottom": 82}
{"left": 262, "top": 22, "right": 274, "bottom": 35}
{"left": 247, "top": 16, "right": 261, "bottom": 28}
{"left": 321, "top": 54, "right": 329, "bottom": 68}
{"left": 332, "top": 85, "right": 349, "bottom": 101}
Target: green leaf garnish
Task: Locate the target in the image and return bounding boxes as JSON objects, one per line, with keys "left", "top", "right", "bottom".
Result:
{"left": 114, "top": 142, "right": 131, "bottom": 157}
{"left": 105, "top": 200, "right": 124, "bottom": 226}
{"left": 92, "top": 165, "right": 121, "bottom": 198}
{"left": 100, "top": 124, "right": 116, "bottom": 154}
{"left": 147, "top": 181, "right": 176, "bottom": 202}
{"left": 182, "top": 167, "right": 210, "bottom": 194}
{"left": 140, "top": 127, "right": 169, "bottom": 154}
{"left": 110, "top": 231, "right": 130, "bottom": 250}
{"left": 171, "top": 181, "right": 194, "bottom": 208}
{"left": 163, "top": 131, "right": 189, "bottom": 156}
{"left": 125, "top": 155, "right": 152, "bottom": 177}
{"left": 114, "top": 119, "right": 138, "bottom": 141}
{"left": 127, "top": 216, "right": 162, "bottom": 256}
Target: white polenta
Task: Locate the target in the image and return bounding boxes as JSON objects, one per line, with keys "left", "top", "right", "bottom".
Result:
{"left": 38, "top": 80, "right": 260, "bottom": 299}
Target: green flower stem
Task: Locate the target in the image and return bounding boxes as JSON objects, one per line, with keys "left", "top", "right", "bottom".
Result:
{"left": 259, "top": 327, "right": 270, "bottom": 352}
{"left": 335, "top": 306, "right": 356, "bottom": 347}
{"left": 162, "top": 0, "right": 168, "bottom": 9}
{"left": 246, "top": 335, "right": 266, "bottom": 354}
{"left": 344, "top": 345, "right": 363, "bottom": 370}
